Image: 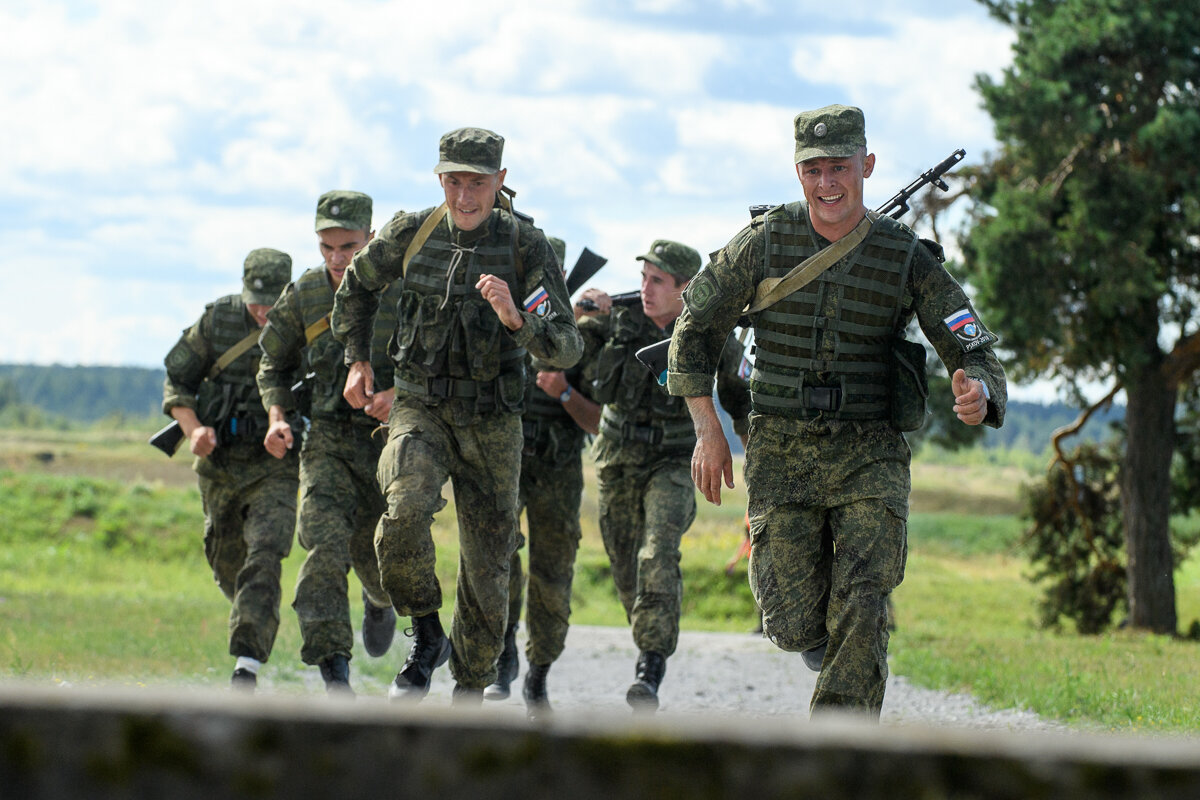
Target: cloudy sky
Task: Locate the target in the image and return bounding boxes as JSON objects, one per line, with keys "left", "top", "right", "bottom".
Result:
{"left": 2, "top": 0, "right": 1038, "bottom": 393}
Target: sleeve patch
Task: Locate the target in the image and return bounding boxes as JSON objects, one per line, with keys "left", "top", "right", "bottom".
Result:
{"left": 523, "top": 285, "right": 551, "bottom": 317}
{"left": 682, "top": 268, "right": 721, "bottom": 323}
{"left": 943, "top": 306, "right": 997, "bottom": 352}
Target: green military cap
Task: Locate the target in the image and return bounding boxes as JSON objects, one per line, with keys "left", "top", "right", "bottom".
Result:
{"left": 793, "top": 104, "right": 867, "bottom": 164}
{"left": 637, "top": 239, "right": 701, "bottom": 281}
{"left": 433, "top": 127, "right": 504, "bottom": 175}
{"left": 315, "top": 190, "right": 373, "bottom": 232}
{"left": 547, "top": 236, "right": 567, "bottom": 267}
{"left": 242, "top": 248, "right": 292, "bottom": 306}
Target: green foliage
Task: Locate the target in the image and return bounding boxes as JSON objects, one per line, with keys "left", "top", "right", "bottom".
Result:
{"left": 0, "top": 363, "right": 165, "bottom": 423}
{"left": 1021, "top": 442, "right": 1127, "bottom": 633}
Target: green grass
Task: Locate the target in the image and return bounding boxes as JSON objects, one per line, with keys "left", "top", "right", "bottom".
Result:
{"left": 1, "top": 431, "right": 1198, "bottom": 734}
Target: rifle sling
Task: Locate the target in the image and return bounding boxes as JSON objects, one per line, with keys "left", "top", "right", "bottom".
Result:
{"left": 206, "top": 329, "right": 262, "bottom": 381}
{"left": 744, "top": 213, "right": 875, "bottom": 315}
{"left": 305, "top": 315, "right": 330, "bottom": 345}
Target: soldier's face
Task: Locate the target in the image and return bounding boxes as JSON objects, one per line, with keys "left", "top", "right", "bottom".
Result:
{"left": 318, "top": 226, "right": 372, "bottom": 289}
{"left": 640, "top": 262, "right": 687, "bottom": 328}
{"left": 797, "top": 150, "right": 875, "bottom": 238}
{"left": 440, "top": 169, "right": 506, "bottom": 232}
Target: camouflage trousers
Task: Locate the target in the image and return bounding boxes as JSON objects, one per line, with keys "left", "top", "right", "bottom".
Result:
{"left": 376, "top": 399, "right": 523, "bottom": 689}
{"left": 597, "top": 458, "right": 696, "bottom": 656}
{"left": 505, "top": 444, "right": 584, "bottom": 666}
{"left": 293, "top": 418, "right": 389, "bottom": 665}
{"left": 743, "top": 414, "right": 910, "bottom": 718}
{"left": 196, "top": 445, "right": 299, "bottom": 663}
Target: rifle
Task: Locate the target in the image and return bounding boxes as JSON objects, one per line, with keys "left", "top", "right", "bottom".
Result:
{"left": 150, "top": 374, "right": 312, "bottom": 457}
{"left": 576, "top": 290, "right": 640, "bottom": 312}
{"left": 634, "top": 149, "right": 967, "bottom": 384}
{"left": 564, "top": 247, "right": 608, "bottom": 296}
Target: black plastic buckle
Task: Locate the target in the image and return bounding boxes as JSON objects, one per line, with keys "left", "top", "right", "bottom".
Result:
{"left": 425, "top": 376, "right": 451, "bottom": 399}
{"left": 804, "top": 386, "right": 842, "bottom": 412}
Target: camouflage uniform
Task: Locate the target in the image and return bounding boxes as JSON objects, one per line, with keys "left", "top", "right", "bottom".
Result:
{"left": 331, "top": 129, "right": 583, "bottom": 689}
{"left": 668, "top": 105, "right": 1007, "bottom": 716}
{"left": 162, "top": 248, "right": 298, "bottom": 665}
{"left": 257, "top": 192, "right": 400, "bottom": 667}
{"left": 583, "top": 241, "right": 750, "bottom": 659}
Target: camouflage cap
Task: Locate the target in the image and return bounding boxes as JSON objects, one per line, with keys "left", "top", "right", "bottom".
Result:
{"left": 637, "top": 239, "right": 701, "bottom": 281}
{"left": 433, "top": 127, "right": 504, "bottom": 175}
{"left": 793, "top": 104, "right": 867, "bottom": 164}
{"left": 315, "top": 190, "right": 373, "bottom": 232}
{"left": 242, "top": 248, "right": 292, "bottom": 306}
{"left": 547, "top": 236, "right": 567, "bottom": 268}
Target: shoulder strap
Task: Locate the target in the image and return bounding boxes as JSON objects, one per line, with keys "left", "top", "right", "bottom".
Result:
{"left": 304, "top": 314, "right": 330, "bottom": 345}
{"left": 401, "top": 204, "right": 448, "bottom": 278}
{"left": 745, "top": 212, "right": 875, "bottom": 315}
{"left": 206, "top": 329, "right": 262, "bottom": 381}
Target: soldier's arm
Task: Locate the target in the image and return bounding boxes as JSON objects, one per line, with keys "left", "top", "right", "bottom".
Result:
{"left": 162, "top": 308, "right": 219, "bottom": 456}
{"left": 910, "top": 245, "right": 1008, "bottom": 428}
{"left": 256, "top": 283, "right": 306, "bottom": 414}
{"left": 331, "top": 209, "right": 415, "bottom": 365}
{"left": 507, "top": 225, "right": 583, "bottom": 369}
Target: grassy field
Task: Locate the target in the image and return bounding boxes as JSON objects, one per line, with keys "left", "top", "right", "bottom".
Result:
{"left": 0, "top": 426, "right": 1197, "bottom": 734}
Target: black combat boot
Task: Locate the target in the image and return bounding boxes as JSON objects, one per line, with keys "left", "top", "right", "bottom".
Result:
{"left": 318, "top": 654, "right": 354, "bottom": 696}
{"left": 230, "top": 668, "right": 257, "bottom": 692}
{"left": 522, "top": 662, "right": 552, "bottom": 720}
{"left": 482, "top": 623, "right": 520, "bottom": 701}
{"left": 801, "top": 641, "right": 827, "bottom": 672}
{"left": 625, "top": 651, "right": 666, "bottom": 712}
{"left": 361, "top": 588, "right": 397, "bottom": 658}
{"left": 451, "top": 683, "right": 484, "bottom": 707}
{"left": 389, "top": 613, "right": 451, "bottom": 700}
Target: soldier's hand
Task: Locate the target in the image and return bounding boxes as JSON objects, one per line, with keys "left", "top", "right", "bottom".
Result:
{"left": 686, "top": 396, "right": 734, "bottom": 505}
{"left": 263, "top": 419, "right": 293, "bottom": 459}
{"left": 476, "top": 273, "right": 524, "bottom": 331}
{"left": 574, "top": 287, "right": 611, "bottom": 319}
{"left": 344, "top": 361, "right": 375, "bottom": 409}
{"left": 364, "top": 387, "right": 394, "bottom": 422}
{"left": 189, "top": 425, "right": 218, "bottom": 458}
{"left": 535, "top": 370, "right": 567, "bottom": 397}
{"left": 951, "top": 369, "right": 987, "bottom": 426}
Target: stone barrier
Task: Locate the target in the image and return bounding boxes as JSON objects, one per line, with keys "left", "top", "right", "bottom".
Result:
{"left": 2, "top": 683, "right": 1199, "bottom": 799}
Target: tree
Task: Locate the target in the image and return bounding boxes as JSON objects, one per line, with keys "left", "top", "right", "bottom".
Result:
{"left": 963, "top": 0, "right": 1200, "bottom": 633}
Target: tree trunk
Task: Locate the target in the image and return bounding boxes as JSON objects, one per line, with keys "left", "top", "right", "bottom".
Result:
{"left": 1119, "top": 369, "right": 1178, "bottom": 633}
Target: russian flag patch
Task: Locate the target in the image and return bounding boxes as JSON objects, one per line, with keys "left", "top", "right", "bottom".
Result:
{"left": 523, "top": 286, "right": 550, "bottom": 316}
{"left": 943, "top": 306, "right": 996, "bottom": 352}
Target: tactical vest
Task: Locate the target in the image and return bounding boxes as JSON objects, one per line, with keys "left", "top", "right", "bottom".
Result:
{"left": 593, "top": 305, "right": 695, "bottom": 448}
{"left": 521, "top": 358, "right": 588, "bottom": 462}
{"left": 748, "top": 202, "right": 917, "bottom": 420}
{"left": 294, "top": 266, "right": 401, "bottom": 420}
{"left": 194, "top": 295, "right": 269, "bottom": 442}
{"left": 391, "top": 209, "right": 526, "bottom": 412}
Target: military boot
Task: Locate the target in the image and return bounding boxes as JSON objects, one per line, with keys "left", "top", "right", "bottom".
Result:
{"left": 625, "top": 651, "right": 666, "bottom": 712}
{"left": 482, "top": 623, "right": 520, "bottom": 701}
{"left": 389, "top": 613, "right": 451, "bottom": 701}
{"left": 801, "top": 641, "right": 827, "bottom": 672}
{"left": 318, "top": 654, "right": 354, "bottom": 696}
{"left": 361, "top": 588, "right": 397, "bottom": 658}
{"left": 230, "top": 668, "right": 257, "bottom": 692}
{"left": 451, "top": 684, "right": 484, "bottom": 707}
{"left": 522, "top": 662, "right": 552, "bottom": 720}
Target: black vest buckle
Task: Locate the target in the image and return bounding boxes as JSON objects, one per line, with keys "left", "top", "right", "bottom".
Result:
{"left": 803, "top": 386, "right": 842, "bottom": 412}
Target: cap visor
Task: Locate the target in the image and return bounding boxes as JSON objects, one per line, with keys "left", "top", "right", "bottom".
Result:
{"left": 433, "top": 160, "right": 498, "bottom": 175}
{"left": 795, "top": 145, "right": 862, "bottom": 164}
{"left": 243, "top": 290, "right": 281, "bottom": 306}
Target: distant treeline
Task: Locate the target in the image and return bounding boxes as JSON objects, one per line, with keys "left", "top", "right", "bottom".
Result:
{"left": 0, "top": 363, "right": 1125, "bottom": 451}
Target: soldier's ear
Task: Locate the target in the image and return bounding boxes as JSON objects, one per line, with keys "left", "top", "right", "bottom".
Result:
{"left": 862, "top": 152, "right": 876, "bottom": 178}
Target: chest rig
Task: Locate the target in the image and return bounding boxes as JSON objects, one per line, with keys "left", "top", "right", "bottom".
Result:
{"left": 749, "top": 202, "right": 917, "bottom": 420}
{"left": 593, "top": 305, "right": 695, "bottom": 448}
{"left": 391, "top": 210, "right": 526, "bottom": 413}
{"left": 295, "top": 267, "right": 400, "bottom": 420}
{"left": 195, "top": 295, "right": 268, "bottom": 442}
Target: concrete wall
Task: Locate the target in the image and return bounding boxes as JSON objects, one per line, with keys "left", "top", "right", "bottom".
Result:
{"left": 2, "top": 683, "right": 1199, "bottom": 799}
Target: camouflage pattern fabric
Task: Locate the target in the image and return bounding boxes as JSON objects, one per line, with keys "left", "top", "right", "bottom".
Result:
{"left": 292, "top": 419, "right": 389, "bottom": 665}
{"left": 597, "top": 461, "right": 696, "bottom": 656}
{"left": 744, "top": 414, "right": 908, "bottom": 715}
{"left": 505, "top": 444, "right": 585, "bottom": 666}
{"left": 374, "top": 398, "right": 524, "bottom": 689}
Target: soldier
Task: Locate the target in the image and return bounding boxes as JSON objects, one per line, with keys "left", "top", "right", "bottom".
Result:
{"left": 580, "top": 240, "right": 750, "bottom": 712}
{"left": 484, "top": 237, "right": 602, "bottom": 717}
{"left": 162, "top": 247, "right": 298, "bottom": 691}
{"left": 333, "top": 127, "right": 583, "bottom": 703}
{"left": 669, "top": 104, "right": 1007, "bottom": 718}
{"left": 257, "top": 191, "right": 401, "bottom": 695}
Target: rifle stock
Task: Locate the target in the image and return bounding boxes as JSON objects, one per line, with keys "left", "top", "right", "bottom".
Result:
{"left": 565, "top": 247, "right": 608, "bottom": 296}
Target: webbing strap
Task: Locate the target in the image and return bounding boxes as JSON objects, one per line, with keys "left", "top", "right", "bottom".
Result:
{"left": 402, "top": 204, "right": 449, "bottom": 279}
{"left": 746, "top": 213, "right": 875, "bottom": 315}
{"left": 206, "top": 330, "right": 261, "bottom": 381}
{"left": 304, "top": 314, "right": 330, "bottom": 345}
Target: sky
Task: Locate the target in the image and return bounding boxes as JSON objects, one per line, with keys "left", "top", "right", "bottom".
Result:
{"left": 1, "top": 0, "right": 1058, "bottom": 398}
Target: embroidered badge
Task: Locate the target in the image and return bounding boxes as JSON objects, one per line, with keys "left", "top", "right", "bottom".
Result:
{"left": 943, "top": 307, "right": 995, "bottom": 352}
{"left": 738, "top": 355, "right": 752, "bottom": 380}
{"left": 523, "top": 286, "right": 550, "bottom": 317}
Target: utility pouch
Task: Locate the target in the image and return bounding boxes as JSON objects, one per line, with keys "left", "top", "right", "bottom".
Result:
{"left": 890, "top": 337, "right": 929, "bottom": 432}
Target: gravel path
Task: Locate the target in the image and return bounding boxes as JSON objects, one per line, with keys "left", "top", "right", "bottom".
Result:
{"left": 402, "top": 624, "right": 1065, "bottom": 732}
